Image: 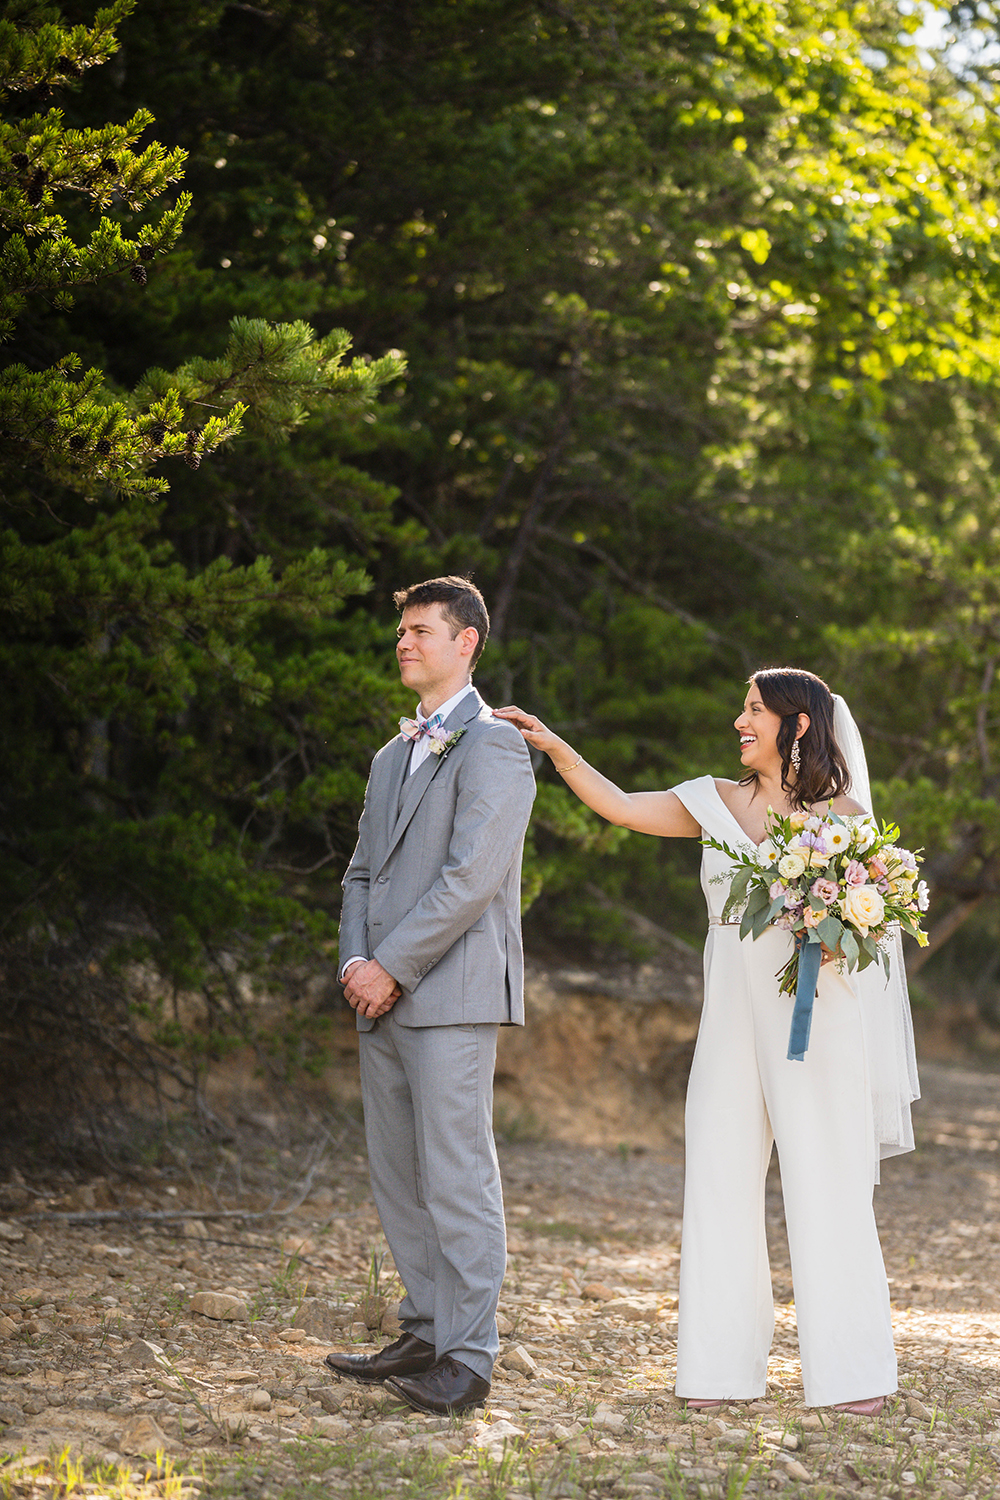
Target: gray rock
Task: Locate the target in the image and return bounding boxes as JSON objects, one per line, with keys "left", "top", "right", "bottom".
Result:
{"left": 311, "top": 1386, "right": 348, "bottom": 1414}
{"left": 125, "top": 1337, "right": 168, "bottom": 1368}
{"left": 189, "top": 1291, "right": 248, "bottom": 1322}
{"left": 313, "top": 1414, "right": 352, "bottom": 1439}
{"left": 291, "top": 1298, "right": 350, "bottom": 1340}
{"left": 601, "top": 1296, "right": 659, "bottom": 1324}
{"left": 590, "top": 1407, "right": 627, "bottom": 1433}
{"left": 380, "top": 1306, "right": 403, "bottom": 1338}
{"left": 500, "top": 1344, "right": 538, "bottom": 1378}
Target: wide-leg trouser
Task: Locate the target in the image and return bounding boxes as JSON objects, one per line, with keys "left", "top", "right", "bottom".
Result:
{"left": 675, "top": 926, "right": 897, "bottom": 1407}
{"left": 358, "top": 1011, "right": 504, "bottom": 1381}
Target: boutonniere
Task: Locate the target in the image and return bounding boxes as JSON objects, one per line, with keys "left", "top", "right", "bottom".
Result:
{"left": 427, "top": 725, "right": 467, "bottom": 759}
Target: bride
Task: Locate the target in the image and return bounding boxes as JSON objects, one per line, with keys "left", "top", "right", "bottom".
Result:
{"left": 497, "top": 667, "right": 918, "bottom": 1414}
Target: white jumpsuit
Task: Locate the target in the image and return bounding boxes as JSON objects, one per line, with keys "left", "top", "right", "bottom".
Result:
{"left": 672, "top": 777, "right": 897, "bottom": 1406}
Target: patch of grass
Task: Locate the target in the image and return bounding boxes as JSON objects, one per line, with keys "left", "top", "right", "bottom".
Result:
{"left": 492, "top": 1105, "right": 544, "bottom": 1144}
{"left": 0, "top": 1447, "right": 194, "bottom": 1500}
{"left": 522, "top": 1218, "right": 598, "bottom": 1244}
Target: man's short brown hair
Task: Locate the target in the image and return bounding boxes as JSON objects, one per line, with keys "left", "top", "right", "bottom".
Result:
{"left": 393, "top": 576, "right": 490, "bottom": 668}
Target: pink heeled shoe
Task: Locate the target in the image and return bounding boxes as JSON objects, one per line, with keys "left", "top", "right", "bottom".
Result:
{"left": 684, "top": 1398, "right": 725, "bottom": 1410}
{"left": 833, "top": 1396, "right": 885, "bottom": 1416}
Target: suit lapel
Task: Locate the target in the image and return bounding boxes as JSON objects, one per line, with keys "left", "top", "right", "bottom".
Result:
{"left": 380, "top": 736, "right": 412, "bottom": 847}
{"left": 378, "top": 687, "right": 483, "bottom": 870}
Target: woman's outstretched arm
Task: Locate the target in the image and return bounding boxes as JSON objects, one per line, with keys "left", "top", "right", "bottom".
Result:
{"left": 494, "top": 707, "right": 701, "bottom": 839}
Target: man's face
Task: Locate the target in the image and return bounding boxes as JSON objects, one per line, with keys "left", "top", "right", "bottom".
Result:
{"left": 396, "top": 602, "right": 475, "bottom": 702}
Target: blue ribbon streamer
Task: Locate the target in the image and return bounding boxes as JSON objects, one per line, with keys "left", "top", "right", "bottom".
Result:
{"left": 787, "top": 939, "right": 823, "bottom": 1062}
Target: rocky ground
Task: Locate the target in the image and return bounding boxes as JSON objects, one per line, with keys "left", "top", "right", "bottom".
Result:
{"left": 1, "top": 1059, "right": 1000, "bottom": 1500}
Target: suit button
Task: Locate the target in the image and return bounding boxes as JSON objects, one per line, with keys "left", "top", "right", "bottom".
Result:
{"left": 376, "top": 876, "right": 389, "bottom": 884}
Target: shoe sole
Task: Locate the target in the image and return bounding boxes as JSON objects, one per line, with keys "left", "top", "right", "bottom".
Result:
{"left": 323, "top": 1356, "right": 436, "bottom": 1385}
{"left": 384, "top": 1379, "right": 489, "bottom": 1416}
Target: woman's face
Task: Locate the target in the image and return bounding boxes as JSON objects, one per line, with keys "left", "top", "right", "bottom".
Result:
{"left": 734, "top": 683, "right": 784, "bottom": 771}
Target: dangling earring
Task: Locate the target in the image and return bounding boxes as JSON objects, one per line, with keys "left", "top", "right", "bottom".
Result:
{"left": 790, "top": 737, "right": 801, "bottom": 773}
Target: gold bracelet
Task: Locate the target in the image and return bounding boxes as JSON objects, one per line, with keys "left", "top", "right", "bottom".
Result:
{"left": 554, "top": 753, "right": 583, "bottom": 774}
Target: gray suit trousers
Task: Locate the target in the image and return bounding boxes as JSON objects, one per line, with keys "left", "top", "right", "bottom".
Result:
{"left": 359, "top": 1012, "right": 505, "bottom": 1380}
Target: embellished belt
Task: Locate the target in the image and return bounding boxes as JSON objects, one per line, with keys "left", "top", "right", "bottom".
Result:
{"left": 709, "top": 916, "right": 743, "bottom": 927}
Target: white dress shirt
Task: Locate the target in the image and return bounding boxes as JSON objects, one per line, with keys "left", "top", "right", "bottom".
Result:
{"left": 340, "top": 682, "right": 474, "bottom": 980}
{"left": 406, "top": 683, "right": 474, "bottom": 775}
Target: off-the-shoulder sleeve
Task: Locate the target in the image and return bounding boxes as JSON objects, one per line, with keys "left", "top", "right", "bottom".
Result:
{"left": 670, "top": 775, "right": 743, "bottom": 845}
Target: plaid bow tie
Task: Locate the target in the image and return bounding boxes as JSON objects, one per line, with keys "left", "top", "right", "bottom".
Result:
{"left": 399, "top": 712, "right": 444, "bottom": 741}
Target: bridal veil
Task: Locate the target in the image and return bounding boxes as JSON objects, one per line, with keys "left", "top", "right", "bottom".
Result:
{"left": 833, "top": 694, "right": 921, "bottom": 1177}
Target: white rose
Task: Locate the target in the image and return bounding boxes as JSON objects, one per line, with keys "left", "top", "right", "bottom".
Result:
{"left": 853, "top": 818, "right": 878, "bottom": 852}
{"left": 842, "top": 883, "right": 886, "bottom": 937}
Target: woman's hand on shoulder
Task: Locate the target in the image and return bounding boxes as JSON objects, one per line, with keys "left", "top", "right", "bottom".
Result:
{"left": 492, "top": 706, "right": 701, "bottom": 837}
{"left": 493, "top": 705, "right": 562, "bottom": 756}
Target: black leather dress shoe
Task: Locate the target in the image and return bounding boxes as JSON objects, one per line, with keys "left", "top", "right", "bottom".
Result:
{"left": 324, "top": 1332, "right": 436, "bottom": 1384}
{"left": 385, "top": 1354, "right": 491, "bottom": 1414}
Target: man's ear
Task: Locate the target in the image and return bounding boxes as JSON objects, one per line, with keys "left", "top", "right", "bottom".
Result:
{"left": 458, "top": 627, "right": 479, "bottom": 660}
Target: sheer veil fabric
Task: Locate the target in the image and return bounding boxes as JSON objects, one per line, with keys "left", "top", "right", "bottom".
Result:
{"left": 832, "top": 694, "right": 920, "bottom": 1178}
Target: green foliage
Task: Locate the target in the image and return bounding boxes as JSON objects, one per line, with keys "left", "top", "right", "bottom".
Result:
{"left": 0, "top": 0, "right": 412, "bottom": 1120}
{"left": 8, "top": 0, "right": 1000, "bottom": 1121}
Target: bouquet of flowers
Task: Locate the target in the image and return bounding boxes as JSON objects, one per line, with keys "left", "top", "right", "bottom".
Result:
{"left": 704, "top": 806, "right": 929, "bottom": 1059}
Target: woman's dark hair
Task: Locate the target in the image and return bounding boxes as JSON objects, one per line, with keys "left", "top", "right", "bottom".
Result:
{"left": 742, "top": 667, "right": 851, "bottom": 810}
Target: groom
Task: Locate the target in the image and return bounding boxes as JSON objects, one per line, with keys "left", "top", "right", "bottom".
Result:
{"left": 326, "top": 576, "right": 536, "bottom": 1414}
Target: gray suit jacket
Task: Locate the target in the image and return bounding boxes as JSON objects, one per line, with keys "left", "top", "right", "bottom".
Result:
{"left": 340, "top": 687, "right": 536, "bottom": 1031}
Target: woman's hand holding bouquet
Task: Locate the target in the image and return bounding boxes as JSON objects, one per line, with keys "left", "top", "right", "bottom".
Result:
{"left": 705, "top": 807, "right": 928, "bottom": 1059}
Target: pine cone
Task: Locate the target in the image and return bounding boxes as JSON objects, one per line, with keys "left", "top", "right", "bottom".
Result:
{"left": 129, "top": 263, "right": 147, "bottom": 286}
{"left": 100, "top": 157, "right": 119, "bottom": 173}
{"left": 95, "top": 438, "right": 113, "bottom": 456}
{"left": 12, "top": 153, "right": 28, "bottom": 171}
{"left": 40, "top": 416, "right": 57, "bottom": 434}
{"left": 68, "top": 433, "right": 87, "bottom": 450}
{"left": 185, "top": 427, "right": 202, "bottom": 448}
{"left": 149, "top": 422, "right": 167, "bottom": 444}
{"left": 138, "top": 244, "right": 155, "bottom": 262}
{"left": 184, "top": 451, "right": 202, "bottom": 470}
{"left": 26, "top": 168, "right": 48, "bottom": 206}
